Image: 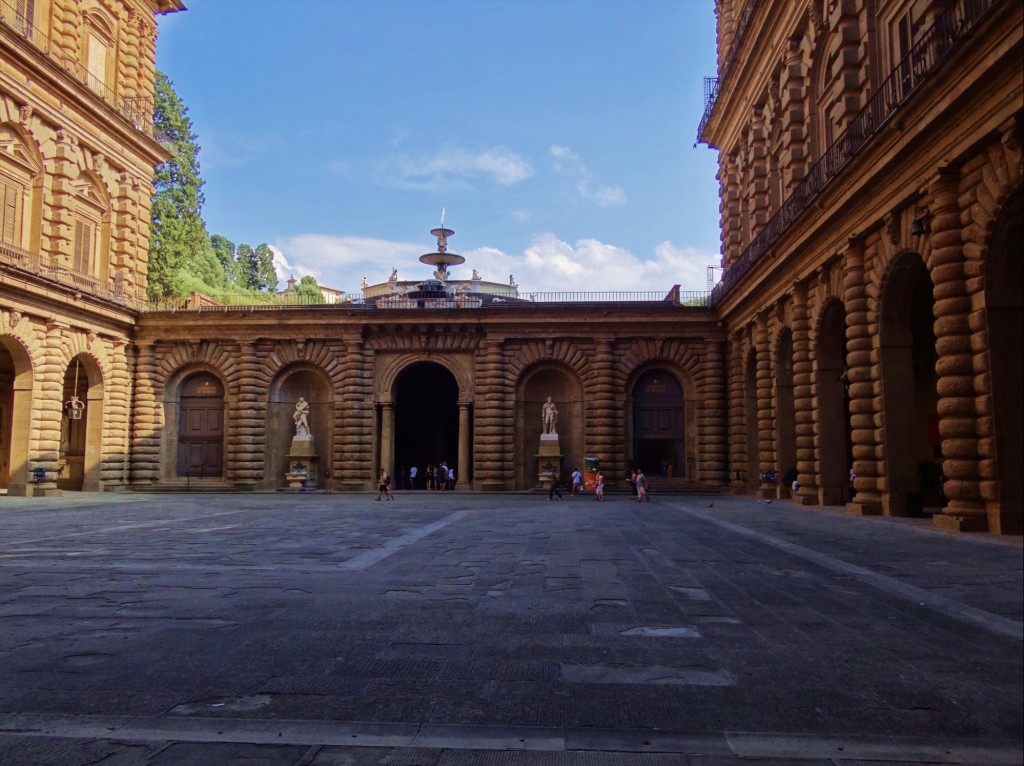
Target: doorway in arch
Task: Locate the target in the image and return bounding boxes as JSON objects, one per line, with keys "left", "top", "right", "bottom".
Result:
{"left": 632, "top": 370, "right": 685, "bottom": 479}
{"left": 394, "top": 362, "right": 459, "bottom": 488}
{"left": 176, "top": 372, "right": 224, "bottom": 478}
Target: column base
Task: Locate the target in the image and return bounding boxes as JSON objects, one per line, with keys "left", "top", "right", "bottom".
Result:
{"left": 846, "top": 501, "right": 882, "bottom": 516}
{"left": 933, "top": 512, "right": 989, "bottom": 533}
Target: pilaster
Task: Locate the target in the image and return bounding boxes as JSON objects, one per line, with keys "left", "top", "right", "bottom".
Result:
{"left": 928, "top": 170, "right": 988, "bottom": 532}
{"left": 792, "top": 280, "right": 817, "bottom": 504}
{"left": 844, "top": 237, "right": 882, "bottom": 515}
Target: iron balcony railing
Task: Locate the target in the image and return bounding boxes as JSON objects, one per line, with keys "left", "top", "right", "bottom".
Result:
{"left": 0, "top": 0, "right": 155, "bottom": 135}
{"left": 697, "top": 0, "right": 764, "bottom": 142}
{"left": 0, "top": 240, "right": 146, "bottom": 310}
{"left": 709, "top": 0, "right": 998, "bottom": 305}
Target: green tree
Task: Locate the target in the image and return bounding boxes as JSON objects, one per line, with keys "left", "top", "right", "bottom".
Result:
{"left": 148, "top": 71, "right": 222, "bottom": 300}
{"left": 291, "top": 275, "right": 324, "bottom": 303}
{"left": 235, "top": 242, "right": 278, "bottom": 291}
{"left": 210, "top": 234, "right": 239, "bottom": 284}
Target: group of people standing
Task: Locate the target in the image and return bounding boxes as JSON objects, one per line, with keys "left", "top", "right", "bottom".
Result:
{"left": 397, "top": 463, "right": 455, "bottom": 491}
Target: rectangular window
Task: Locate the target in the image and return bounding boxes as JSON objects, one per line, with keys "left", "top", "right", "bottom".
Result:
{"left": 74, "top": 219, "right": 94, "bottom": 273}
{"left": 86, "top": 31, "right": 108, "bottom": 96}
{"left": 13, "top": 0, "right": 35, "bottom": 38}
{"left": 1, "top": 179, "right": 20, "bottom": 245}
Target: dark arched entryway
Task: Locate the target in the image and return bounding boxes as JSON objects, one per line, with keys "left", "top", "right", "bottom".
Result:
{"left": 880, "top": 253, "right": 939, "bottom": 517}
{"left": 394, "top": 362, "right": 459, "bottom": 488}
{"left": 986, "top": 186, "right": 1023, "bottom": 534}
{"left": 817, "top": 299, "right": 851, "bottom": 506}
{"left": 176, "top": 372, "right": 225, "bottom": 478}
{"left": 632, "top": 369, "right": 685, "bottom": 479}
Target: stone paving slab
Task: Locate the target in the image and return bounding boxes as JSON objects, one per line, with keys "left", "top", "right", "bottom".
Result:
{"left": 0, "top": 491, "right": 1020, "bottom": 765}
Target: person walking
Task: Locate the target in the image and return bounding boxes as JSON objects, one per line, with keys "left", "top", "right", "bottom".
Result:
{"left": 548, "top": 475, "right": 563, "bottom": 500}
{"left": 635, "top": 468, "right": 648, "bottom": 502}
{"left": 376, "top": 469, "right": 394, "bottom": 501}
{"left": 408, "top": 465, "right": 417, "bottom": 490}
{"left": 447, "top": 464, "right": 455, "bottom": 490}
{"left": 595, "top": 470, "right": 605, "bottom": 501}
{"left": 571, "top": 467, "right": 583, "bottom": 496}
{"left": 629, "top": 469, "right": 638, "bottom": 499}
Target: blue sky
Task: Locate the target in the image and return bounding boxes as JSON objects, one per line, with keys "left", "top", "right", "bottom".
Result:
{"left": 155, "top": 0, "right": 720, "bottom": 295}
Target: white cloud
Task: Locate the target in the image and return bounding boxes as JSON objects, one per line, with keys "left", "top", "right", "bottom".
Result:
{"left": 272, "top": 232, "right": 715, "bottom": 297}
{"left": 373, "top": 146, "right": 533, "bottom": 190}
{"left": 548, "top": 144, "right": 626, "bottom": 208}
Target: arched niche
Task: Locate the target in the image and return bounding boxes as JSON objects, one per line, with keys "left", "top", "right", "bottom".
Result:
{"left": 266, "top": 365, "right": 334, "bottom": 490}
{"left": 515, "top": 364, "right": 583, "bottom": 490}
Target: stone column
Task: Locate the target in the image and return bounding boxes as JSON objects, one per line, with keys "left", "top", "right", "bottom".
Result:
{"left": 379, "top": 401, "right": 395, "bottom": 477}
{"left": 844, "top": 237, "right": 882, "bottom": 515}
{"left": 929, "top": 170, "right": 988, "bottom": 531}
{"left": 699, "top": 339, "right": 729, "bottom": 486}
{"left": 755, "top": 313, "right": 776, "bottom": 497}
{"left": 232, "top": 342, "right": 262, "bottom": 489}
{"left": 31, "top": 320, "right": 67, "bottom": 496}
{"left": 585, "top": 338, "right": 620, "bottom": 481}
{"left": 792, "top": 280, "right": 817, "bottom": 504}
{"left": 458, "top": 402, "right": 471, "bottom": 489}
{"left": 130, "top": 340, "right": 161, "bottom": 485}
{"left": 100, "top": 339, "right": 132, "bottom": 491}
{"left": 337, "top": 337, "right": 373, "bottom": 490}
{"left": 473, "top": 339, "right": 512, "bottom": 490}
{"left": 726, "top": 332, "right": 747, "bottom": 492}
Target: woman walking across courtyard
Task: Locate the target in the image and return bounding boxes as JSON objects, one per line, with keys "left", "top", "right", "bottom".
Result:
{"left": 377, "top": 469, "right": 394, "bottom": 501}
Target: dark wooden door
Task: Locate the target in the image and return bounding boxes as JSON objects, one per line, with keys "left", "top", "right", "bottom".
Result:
{"left": 176, "top": 374, "right": 224, "bottom": 477}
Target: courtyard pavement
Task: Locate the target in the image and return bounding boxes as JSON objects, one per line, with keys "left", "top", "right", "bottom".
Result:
{"left": 0, "top": 490, "right": 1021, "bottom": 766}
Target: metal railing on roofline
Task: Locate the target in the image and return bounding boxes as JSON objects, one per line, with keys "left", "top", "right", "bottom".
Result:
{"left": 145, "top": 289, "right": 712, "bottom": 312}
{"left": 0, "top": 0, "right": 155, "bottom": 136}
{"left": 707, "top": 0, "right": 998, "bottom": 305}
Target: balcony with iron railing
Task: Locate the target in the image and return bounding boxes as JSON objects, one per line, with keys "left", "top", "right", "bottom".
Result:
{"left": 0, "top": 0, "right": 155, "bottom": 136}
{"left": 0, "top": 239, "right": 146, "bottom": 310}
{"left": 696, "top": 0, "right": 764, "bottom": 142}
{"left": 707, "top": 0, "right": 999, "bottom": 305}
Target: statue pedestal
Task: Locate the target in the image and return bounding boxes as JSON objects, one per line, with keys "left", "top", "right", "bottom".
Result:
{"left": 285, "top": 435, "right": 319, "bottom": 491}
{"left": 536, "top": 434, "right": 562, "bottom": 489}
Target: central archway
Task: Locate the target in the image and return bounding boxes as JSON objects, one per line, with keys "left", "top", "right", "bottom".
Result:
{"left": 394, "top": 362, "right": 459, "bottom": 488}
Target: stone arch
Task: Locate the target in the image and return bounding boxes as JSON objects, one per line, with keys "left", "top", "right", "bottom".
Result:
{"left": 515, "top": 361, "right": 584, "bottom": 491}
{"left": 879, "top": 251, "right": 938, "bottom": 517}
{"left": 626, "top": 364, "right": 695, "bottom": 480}
{"left": 814, "top": 297, "right": 850, "bottom": 505}
{"left": 377, "top": 351, "right": 473, "bottom": 402}
{"left": 984, "top": 184, "right": 1022, "bottom": 533}
{"left": 58, "top": 351, "right": 105, "bottom": 491}
{"left": 0, "top": 332, "right": 34, "bottom": 494}
{"left": 161, "top": 364, "right": 229, "bottom": 481}
{"left": 265, "top": 363, "right": 334, "bottom": 491}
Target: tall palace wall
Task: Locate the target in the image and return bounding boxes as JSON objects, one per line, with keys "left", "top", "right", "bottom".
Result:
{"left": 2, "top": 0, "right": 1021, "bottom": 535}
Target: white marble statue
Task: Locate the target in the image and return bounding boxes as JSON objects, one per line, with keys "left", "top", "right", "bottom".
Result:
{"left": 542, "top": 396, "right": 558, "bottom": 435}
{"left": 293, "top": 397, "right": 310, "bottom": 438}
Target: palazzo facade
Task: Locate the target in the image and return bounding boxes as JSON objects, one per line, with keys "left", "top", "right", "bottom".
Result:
{"left": 700, "top": 0, "right": 1022, "bottom": 533}
{"left": 2, "top": 0, "right": 1021, "bottom": 535}
{"left": 1, "top": 0, "right": 181, "bottom": 496}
